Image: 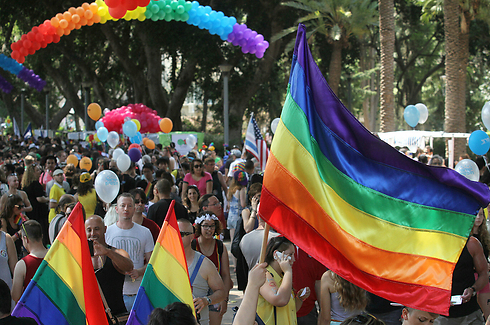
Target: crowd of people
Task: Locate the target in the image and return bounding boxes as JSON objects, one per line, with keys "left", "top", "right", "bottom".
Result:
{"left": 0, "top": 135, "right": 489, "bottom": 325}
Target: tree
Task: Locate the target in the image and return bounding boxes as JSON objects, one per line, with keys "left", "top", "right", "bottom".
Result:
{"left": 379, "top": 0, "right": 395, "bottom": 131}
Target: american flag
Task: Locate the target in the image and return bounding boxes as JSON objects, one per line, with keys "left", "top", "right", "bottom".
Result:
{"left": 245, "top": 113, "right": 269, "bottom": 171}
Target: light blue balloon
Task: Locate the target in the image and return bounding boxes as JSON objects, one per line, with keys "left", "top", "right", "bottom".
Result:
{"left": 469, "top": 130, "right": 490, "bottom": 155}
{"left": 97, "top": 127, "right": 109, "bottom": 142}
{"left": 404, "top": 105, "right": 420, "bottom": 128}
{"left": 95, "top": 121, "right": 104, "bottom": 130}
{"left": 123, "top": 121, "right": 137, "bottom": 138}
{"left": 130, "top": 132, "right": 142, "bottom": 144}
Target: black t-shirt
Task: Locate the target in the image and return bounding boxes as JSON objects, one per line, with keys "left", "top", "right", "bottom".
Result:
{"left": 147, "top": 198, "right": 189, "bottom": 228}
{"left": 0, "top": 315, "right": 38, "bottom": 325}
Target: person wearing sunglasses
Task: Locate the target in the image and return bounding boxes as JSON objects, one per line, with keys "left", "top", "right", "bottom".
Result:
{"left": 0, "top": 174, "right": 32, "bottom": 214}
{"left": 0, "top": 194, "right": 28, "bottom": 260}
{"left": 129, "top": 188, "right": 160, "bottom": 243}
{"left": 178, "top": 218, "right": 226, "bottom": 325}
{"left": 181, "top": 159, "right": 213, "bottom": 203}
{"left": 192, "top": 212, "right": 233, "bottom": 325}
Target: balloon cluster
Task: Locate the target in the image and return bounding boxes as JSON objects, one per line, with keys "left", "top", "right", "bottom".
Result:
{"left": 95, "top": 0, "right": 147, "bottom": 22}
{"left": 403, "top": 103, "right": 428, "bottom": 128}
{"left": 102, "top": 0, "right": 150, "bottom": 19}
{"left": 11, "top": 1, "right": 270, "bottom": 62}
{"left": 10, "top": 3, "right": 101, "bottom": 63}
{"left": 227, "top": 23, "right": 269, "bottom": 58}
{"left": 0, "top": 75, "right": 13, "bottom": 94}
{"left": 0, "top": 55, "right": 46, "bottom": 91}
{"left": 99, "top": 103, "right": 163, "bottom": 134}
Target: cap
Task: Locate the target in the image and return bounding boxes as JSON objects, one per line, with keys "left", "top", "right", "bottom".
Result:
{"left": 234, "top": 170, "right": 248, "bottom": 187}
{"left": 53, "top": 169, "right": 64, "bottom": 176}
{"left": 80, "top": 172, "right": 92, "bottom": 183}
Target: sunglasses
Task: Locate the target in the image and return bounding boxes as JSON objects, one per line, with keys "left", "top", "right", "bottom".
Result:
{"left": 134, "top": 199, "right": 145, "bottom": 204}
{"left": 194, "top": 164, "right": 202, "bottom": 168}
{"left": 352, "top": 314, "right": 380, "bottom": 324}
{"left": 15, "top": 204, "right": 25, "bottom": 209}
{"left": 180, "top": 231, "right": 194, "bottom": 238}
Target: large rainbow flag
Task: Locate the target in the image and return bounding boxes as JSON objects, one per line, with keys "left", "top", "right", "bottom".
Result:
{"left": 126, "top": 200, "right": 195, "bottom": 325}
{"left": 259, "top": 24, "right": 490, "bottom": 315}
{"left": 12, "top": 203, "right": 108, "bottom": 325}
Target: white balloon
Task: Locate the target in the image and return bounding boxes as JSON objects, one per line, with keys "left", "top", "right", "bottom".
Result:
{"left": 186, "top": 134, "right": 197, "bottom": 148}
{"left": 271, "top": 118, "right": 280, "bottom": 134}
{"left": 94, "top": 170, "right": 120, "bottom": 204}
{"left": 112, "top": 148, "right": 124, "bottom": 161}
{"left": 482, "top": 102, "right": 490, "bottom": 130}
{"left": 415, "top": 103, "right": 428, "bottom": 124}
{"left": 117, "top": 154, "right": 131, "bottom": 173}
{"left": 455, "top": 159, "right": 480, "bottom": 182}
{"left": 103, "top": 108, "right": 110, "bottom": 115}
{"left": 107, "top": 131, "right": 119, "bottom": 148}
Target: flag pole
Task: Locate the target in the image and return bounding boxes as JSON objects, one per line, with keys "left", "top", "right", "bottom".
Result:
{"left": 258, "top": 223, "right": 270, "bottom": 263}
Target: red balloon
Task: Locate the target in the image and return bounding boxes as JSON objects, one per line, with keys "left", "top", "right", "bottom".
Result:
{"left": 108, "top": 5, "right": 127, "bottom": 19}
{"left": 137, "top": 0, "right": 150, "bottom": 7}
{"left": 129, "top": 143, "right": 142, "bottom": 152}
{"left": 105, "top": 0, "right": 120, "bottom": 7}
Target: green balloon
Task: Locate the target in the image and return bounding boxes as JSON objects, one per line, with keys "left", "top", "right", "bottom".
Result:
{"left": 178, "top": 139, "right": 184, "bottom": 145}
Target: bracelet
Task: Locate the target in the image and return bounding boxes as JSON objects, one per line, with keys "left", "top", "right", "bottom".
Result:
{"left": 470, "top": 286, "right": 477, "bottom": 296}
{"left": 205, "top": 296, "right": 212, "bottom": 305}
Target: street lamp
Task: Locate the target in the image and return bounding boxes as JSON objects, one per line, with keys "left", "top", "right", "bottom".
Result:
{"left": 21, "top": 89, "right": 26, "bottom": 135}
{"left": 45, "top": 89, "right": 49, "bottom": 137}
{"left": 82, "top": 82, "right": 91, "bottom": 131}
{"left": 219, "top": 63, "right": 233, "bottom": 146}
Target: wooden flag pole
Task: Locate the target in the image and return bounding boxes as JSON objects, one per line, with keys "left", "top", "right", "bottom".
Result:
{"left": 258, "top": 223, "right": 270, "bottom": 263}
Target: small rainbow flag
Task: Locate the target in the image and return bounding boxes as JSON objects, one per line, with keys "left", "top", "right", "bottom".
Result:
{"left": 259, "top": 24, "right": 490, "bottom": 315}
{"left": 12, "top": 203, "right": 108, "bottom": 324}
{"left": 126, "top": 200, "right": 195, "bottom": 325}
{"left": 14, "top": 213, "right": 27, "bottom": 226}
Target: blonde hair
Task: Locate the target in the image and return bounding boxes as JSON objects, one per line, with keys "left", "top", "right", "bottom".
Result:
{"left": 332, "top": 272, "right": 369, "bottom": 311}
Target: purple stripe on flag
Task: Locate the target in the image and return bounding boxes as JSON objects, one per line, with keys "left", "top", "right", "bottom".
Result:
{"left": 11, "top": 301, "right": 41, "bottom": 324}
{"left": 126, "top": 286, "right": 154, "bottom": 325}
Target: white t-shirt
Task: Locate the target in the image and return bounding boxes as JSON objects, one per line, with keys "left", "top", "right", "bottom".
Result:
{"left": 227, "top": 158, "right": 245, "bottom": 177}
{"left": 105, "top": 222, "right": 154, "bottom": 294}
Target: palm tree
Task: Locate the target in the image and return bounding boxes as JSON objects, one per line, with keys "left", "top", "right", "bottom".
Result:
{"left": 279, "top": 0, "right": 378, "bottom": 95}
{"left": 379, "top": 0, "right": 395, "bottom": 132}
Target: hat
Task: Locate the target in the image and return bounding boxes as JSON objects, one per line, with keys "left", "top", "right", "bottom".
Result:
{"left": 80, "top": 172, "right": 92, "bottom": 183}
{"left": 53, "top": 169, "right": 64, "bottom": 176}
{"left": 28, "top": 143, "right": 39, "bottom": 149}
{"left": 234, "top": 170, "right": 248, "bottom": 187}
{"left": 231, "top": 149, "right": 241, "bottom": 157}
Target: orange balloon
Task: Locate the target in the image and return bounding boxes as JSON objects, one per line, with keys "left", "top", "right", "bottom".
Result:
{"left": 145, "top": 139, "right": 155, "bottom": 150}
{"left": 159, "top": 118, "right": 173, "bottom": 133}
{"left": 142, "top": 137, "right": 148, "bottom": 145}
{"left": 66, "top": 154, "right": 78, "bottom": 167}
{"left": 87, "top": 103, "right": 101, "bottom": 121}
{"left": 80, "top": 157, "right": 92, "bottom": 171}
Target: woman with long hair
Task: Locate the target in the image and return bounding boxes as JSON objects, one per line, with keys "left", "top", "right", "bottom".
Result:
{"left": 192, "top": 211, "right": 233, "bottom": 325}
{"left": 256, "top": 236, "right": 310, "bottom": 325}
{"left": 184, "top": 185, "right": 200, "bottom": 223}
{"left": 472, "top": 207, "right": 490, "bottom": 319}
{"left": 0, "top": 194, "right": 27, "bottom": 259}
{"left": 21, "top": 164, "right": 49, "bottom": 245}
{"left": 74, "top": 172, "right": 97, "bottom": 217}
{"left": 181, "top": 159, "right": 212, "bottom": 202}
{"left": 226, "top": 171, "right": 247, "bottom": 241}
{"left": 318, "top": 271, "right": 369, "bottom": 324}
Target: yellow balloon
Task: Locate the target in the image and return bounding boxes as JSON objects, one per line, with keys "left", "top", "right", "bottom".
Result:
{"left": 94, "top": 134, "right": 100, "bottom": 142}
{"left": 87, "top": 103, "right": 101, "bottom": 121}
{"left": 132, "top": 119, "right": 141, "bottom": 132}
{"left": 80, "top": 157, "right": 92, "bottom": 171}
{"left": 66, "top": 154, "right": 78, "bottom": 167}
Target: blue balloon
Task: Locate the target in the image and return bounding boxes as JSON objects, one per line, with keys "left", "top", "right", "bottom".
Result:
{"left": 130, "top": 132, "right": 142, "bottom": 144}
{"left": 95, "top": 121, "right": 104, "bottom": 130}
{"left": 97, "top": 127, "right": 109, "bottom": 142}
{"left": 123, "top": 121, "right": 137, "bottom": 138}
{"left": 469, "top": 130, "right": 490, "bottom": 155}
{"left": 404, "top": 105, "right": 420, "bottom": 128}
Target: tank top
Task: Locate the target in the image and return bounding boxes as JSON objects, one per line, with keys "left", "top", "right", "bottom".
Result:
{"left": 0, "top": 231, "right": 12, "bottom": 289}
{"left": 330, "top": 291, "right": 361, "bottom": 322}
{"left": 95, "top": 246, "right": 126, "bottom": 315}
{"left": 188, "top": 252, "right": 209, "bottom": 325}
{"left": 194, "top": 239, "right": 221, "bottom": 274}
{"left": 78, "top": 189, "right": 97, "bottom": 217}
{"left": 22, "top": 254, "right": 43, "bottom": 289}
{"left": 211, "top": 171, "right": 224, "bottom": 203}
{"left": 7, "top": 220, "right": 22, "bottom": 259}
{"left": 449, "top": 242, "right": 480, "bottom": 318}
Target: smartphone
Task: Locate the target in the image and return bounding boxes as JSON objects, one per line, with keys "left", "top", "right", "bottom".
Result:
{"left": 88, "top": 240, "right": 94, "bottom": 257}
{"left": 275, "top": 251, "right": 291, "bottom": 261}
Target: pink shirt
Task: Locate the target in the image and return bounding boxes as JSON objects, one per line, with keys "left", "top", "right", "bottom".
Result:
{"left": 183, "top": 172, "right": 212, "bottom": 196}
{"left": 39, "top": 170, "right": 53, "bottom": 190}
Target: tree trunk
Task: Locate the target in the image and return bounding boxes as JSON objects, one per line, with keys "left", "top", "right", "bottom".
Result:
{"left": 443, "top": 0, "right": 464, "bottom": 159}
{"left": 379, "top": 0, "right": 395, "bottom": 132}
{"left": 360, "top": 43, "right": 377, "bottom": 132}
{"left": 201, "top": 93, "right": 209, "bottom": 132}
{"left": 328, "top": 40, "right": 343, "bottom": 95}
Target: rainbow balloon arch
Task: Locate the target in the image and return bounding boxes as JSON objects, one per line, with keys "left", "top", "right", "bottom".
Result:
{"left": 10, "top": 0, "right": 270, "bottom": 64}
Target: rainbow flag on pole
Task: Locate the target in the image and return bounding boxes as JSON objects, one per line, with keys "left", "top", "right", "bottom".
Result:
{"left": 259, "top": 24, "right": 490, "bottom": 315}
{"left": 126, "top": 200, "right": 195, "bottom": 325}
{"left": 12, "top": 203, "right": 108, "bottom": 325}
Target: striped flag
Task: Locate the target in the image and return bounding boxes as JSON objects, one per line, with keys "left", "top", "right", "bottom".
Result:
{"left": 245, "top": 113, "right": 269, "bottom": 171}
{"left": 258, "top": 24, "right": 490, "bottom": 315}
{"left": 126, "top": 200, "right": 195, "bottom": 325}
{"left": 12, "top": 202, "right": 108, "bottom": 324}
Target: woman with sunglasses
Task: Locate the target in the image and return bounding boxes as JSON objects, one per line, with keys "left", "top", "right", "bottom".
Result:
{"left": 181, "top": 159, "right": 212, "bottom": 203}
{"left": 192, "top": 211, "right": 233, "bottom": 325}
{"left": 184, "top": 185, "right": 201, "bottom": 224}
{"left": 318, "top": 270, "right": 369, "bottom": 325}
{"left": 0, "top": 194, "right": 28, "bottom": 259}
{"left": 129, "top": 188, "right": 160, "bottom": 243}
{"left": 257, "top": 236, "right": 310, "bottom": 325}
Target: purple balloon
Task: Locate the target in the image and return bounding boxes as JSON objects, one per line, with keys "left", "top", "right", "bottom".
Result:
{"left": 227, "top": 32, "right": 236, "bottom": 42}
{"left": 243, "top": 29, "right": 252, "bottom": 40}
{"left": 255, "top": 34, "right": 264, "bottom": 43}
{"left": 128, "top": 148, "right": 142, "bottom": 162}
